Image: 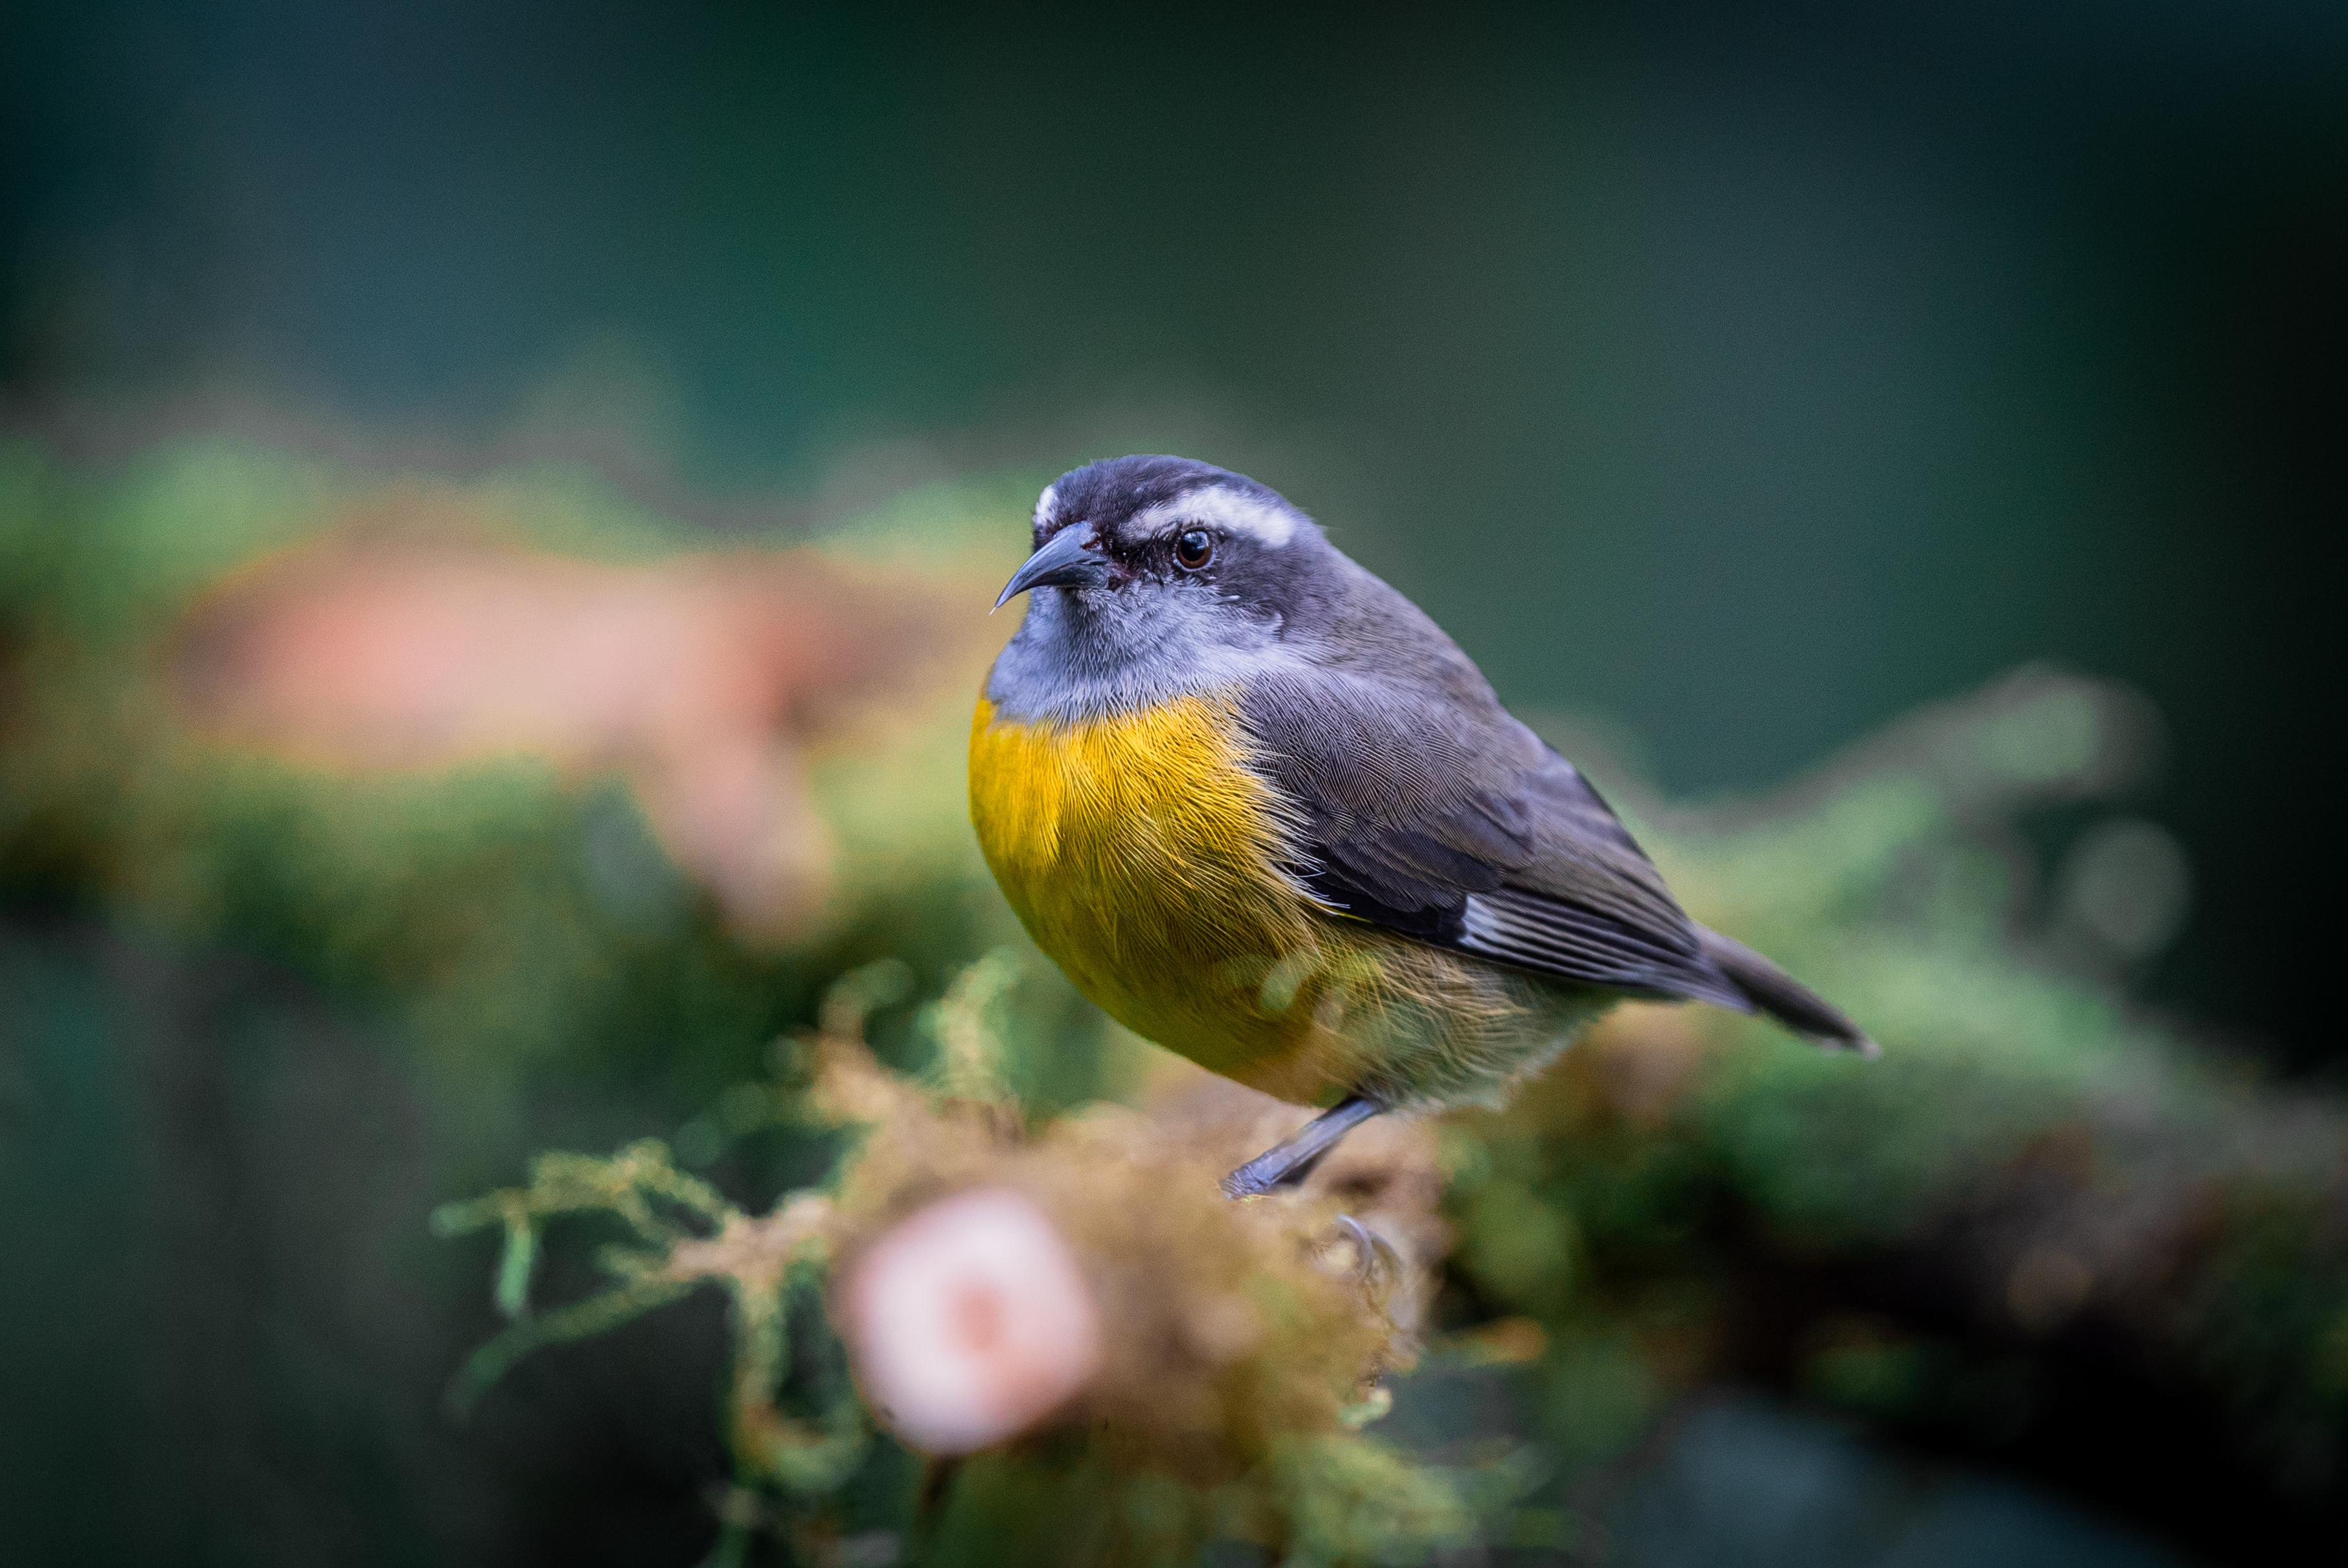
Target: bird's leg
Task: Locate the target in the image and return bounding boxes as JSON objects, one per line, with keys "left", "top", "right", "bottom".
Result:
{"left": 1220, "top": 1094, "right": 1384, "bottom": 1200}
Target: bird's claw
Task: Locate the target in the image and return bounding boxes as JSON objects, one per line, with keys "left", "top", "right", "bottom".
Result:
{"left": 1321, "top": 1214, "right": 1401, "bottom": 1293}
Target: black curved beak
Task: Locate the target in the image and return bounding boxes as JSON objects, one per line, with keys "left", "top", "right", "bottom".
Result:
{"left": 993, "top": 523, "right": 1108, "bottom": 609}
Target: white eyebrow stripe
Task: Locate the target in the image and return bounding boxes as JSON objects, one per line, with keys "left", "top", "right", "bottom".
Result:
{"left": 1031, "top": 483, "right": 1059, "bottom": 531}
{"left": 1131, "top": 487, "right": 1297, "bottom": 547}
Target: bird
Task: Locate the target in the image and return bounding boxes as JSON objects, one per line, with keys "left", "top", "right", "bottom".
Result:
{"left": 969, "top": 456, "right": 1875, "bottom": 1200}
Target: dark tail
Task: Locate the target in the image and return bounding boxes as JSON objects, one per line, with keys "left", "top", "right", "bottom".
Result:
{"left": 1697, "top": 929, "right": 1879, "bottom": 1057}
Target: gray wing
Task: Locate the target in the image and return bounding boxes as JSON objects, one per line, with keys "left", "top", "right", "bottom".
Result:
{"left": 1237, "top": 667, "right": 1750, "bottom": 1010}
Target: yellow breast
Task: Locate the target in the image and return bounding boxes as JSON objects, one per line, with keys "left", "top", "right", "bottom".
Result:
{"left": 969, "top": 692, "right": 1588, "bottom": 1110}
{"left": 968, "top": 691, "right": 1339, "bottom": 1093}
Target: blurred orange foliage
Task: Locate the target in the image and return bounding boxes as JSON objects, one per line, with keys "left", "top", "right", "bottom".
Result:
{"left": 171, "top": 508, "right": 992, "bottom": 934}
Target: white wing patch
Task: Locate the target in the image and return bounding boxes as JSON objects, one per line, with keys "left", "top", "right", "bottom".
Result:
{"left": 1131, "top": 487, "right": 1298, "bottom": 547}
{"left": 1461, "top": 894, "right": 1630, "bottom": 974}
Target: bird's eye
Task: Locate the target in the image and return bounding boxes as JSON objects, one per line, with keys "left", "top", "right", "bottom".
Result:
{"left": 1174, "top": 528, "right": 1215, "bottom": 570}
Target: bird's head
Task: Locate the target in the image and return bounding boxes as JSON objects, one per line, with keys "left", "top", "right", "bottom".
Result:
{"left": 986, "top": 456, "right": 1346, "bottom": 717}
{"left": 997, "top": 453, "right": 1321, "bottom": 612}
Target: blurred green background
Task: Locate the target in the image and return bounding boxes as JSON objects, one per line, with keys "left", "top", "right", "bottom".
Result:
{"left": 1, "top": 3, "right": 2341, "bottom": 1566}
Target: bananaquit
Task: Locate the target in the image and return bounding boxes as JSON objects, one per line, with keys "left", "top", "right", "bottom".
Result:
{"left": 971, "top": 456, "right": 1874, "bottom": 1199}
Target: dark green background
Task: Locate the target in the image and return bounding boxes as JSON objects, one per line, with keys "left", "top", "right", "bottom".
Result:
{"left": 3, "top": 0, "right": 2337, "bottom": 1058}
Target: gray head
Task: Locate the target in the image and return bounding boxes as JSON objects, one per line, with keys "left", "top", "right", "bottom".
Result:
{"left": 998, "top": 455, "right": 1324, "bottom": 608}
{"left": 987, "top": 455, "right": 1350, "bottom": 719}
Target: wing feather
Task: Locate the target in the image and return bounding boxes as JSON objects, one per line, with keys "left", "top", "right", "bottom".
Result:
{"left": 1238, "top": 668, "right": 1743, "bottom": 1007}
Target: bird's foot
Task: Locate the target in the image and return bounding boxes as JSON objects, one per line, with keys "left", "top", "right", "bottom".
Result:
{"left": 1317, "top": 1214, "right": 1402, "bottom": 1294}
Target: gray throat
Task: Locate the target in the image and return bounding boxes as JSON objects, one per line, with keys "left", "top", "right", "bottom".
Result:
{"left": 986, "top": 586, "right": 1291, "bottom": 722}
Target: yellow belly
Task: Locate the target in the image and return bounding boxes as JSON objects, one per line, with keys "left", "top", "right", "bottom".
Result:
{"left": 968, "top": 692, "right": 1573, "bottom": 1107}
